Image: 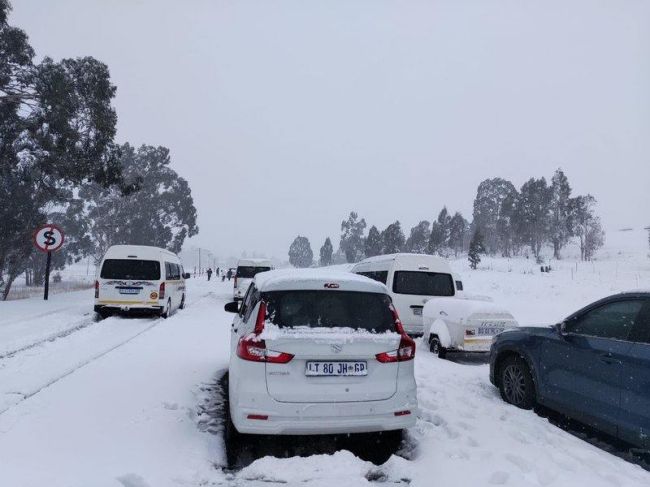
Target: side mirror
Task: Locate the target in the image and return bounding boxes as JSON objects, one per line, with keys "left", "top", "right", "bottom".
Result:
{"left": 183, "top": 273, "right": 191, "bottom": 279}
{"left": 224, "top": 301, "right": 240, "bottom": 313}
{"left": 556, "top": 321, "right": 567, "bottom": 335}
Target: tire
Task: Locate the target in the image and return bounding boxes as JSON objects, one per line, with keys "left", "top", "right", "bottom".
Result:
{"left": 498, "top": 356, "right": 536, "bottom": 409}
{"left": 161, "top": 299, "right": 171, "bottom": 319}
{"left": 429, "top": 335, "right": 448, "bottom": 359}
{"left": 97, "top": 309, "right": 112, "bottom": 320}
{"left": 179, "top": 294, "right": 186, "bottom": 310}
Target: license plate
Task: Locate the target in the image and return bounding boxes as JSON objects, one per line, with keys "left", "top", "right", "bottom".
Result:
{"left": 412, "top": 308, "right": 423, "bottom": 316}
{"left": 118, "top": 288, "right": 141, "bottom": 295}
{"left": 305, "top": 361, "right": 367, "bottom": 376}
{"left": 478, "top": 327, "right": 504, "bottom": 336}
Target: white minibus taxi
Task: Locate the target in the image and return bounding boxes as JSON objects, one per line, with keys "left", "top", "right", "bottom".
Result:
{"left": 233, "top": 258, "right": 273, "bottom": 301}
{"left": 351, "top": 253, "right": 461, "bottom": 335}
{"left": 94, "top": 245, "right": 189, "bottom": 318}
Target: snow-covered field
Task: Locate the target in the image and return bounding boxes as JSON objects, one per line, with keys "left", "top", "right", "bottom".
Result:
{"left": 1, "top": 229, "right": 649, "bottom": 487}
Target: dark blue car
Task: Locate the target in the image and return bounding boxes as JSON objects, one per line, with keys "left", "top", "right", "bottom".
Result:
{"left": 490, "top": 291, "right": 650, "bottom": 448}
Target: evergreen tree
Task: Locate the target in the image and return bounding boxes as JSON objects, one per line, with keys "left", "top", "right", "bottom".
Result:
{"left": 365, "top": 225, "right": 383, "bottom": 257}
{"left": 319, "top": 237, "right": 333, "bottom": 266}
{"left": 468, "top": 230, "right": 485, "bottom": 270}
{"left": 496, "top": 192, "right": 519, "bottom": 257}
{"left": 568, "top": 195, "right": 604, "bottom": 261}
{"left": 79, "top": 144, "right": 198, "bottom": 263}
{"left": 472, "top": 178, "right": 518, "bottom": 254}
{"left": 549, "top": 169, "right": 572, "bottom": 259}
{"left": 436, "top": 207, "right": 451, "bottom": 249}
{"left": 0, "top": 1, "right": 122, "bottom": 299}
{"left": 404, "top": 221, "right": 430, "bottom": 254}
{"left": 288, "top": 236, "right": 313, "bottom": 268}
{"left": 340, "top": 211, "right": 366, "bottom": 263}
{"left": 516, "top": 177, "right": 551, "bottom": 260}
{"left": 428, "top": 221, "right": 446, "bottom": 255}
{"left": 381, "top": 221, "right": 405, "bottom": 254}
{"left": 448, "top": 212, "right": 468, "bottom": 257}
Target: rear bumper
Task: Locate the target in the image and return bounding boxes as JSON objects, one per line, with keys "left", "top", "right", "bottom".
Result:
{"left": 231, "top": 394, "right": 418, "bottom": 435}
{"left": 94, "top": 304, "right": 163, "bottom": 315}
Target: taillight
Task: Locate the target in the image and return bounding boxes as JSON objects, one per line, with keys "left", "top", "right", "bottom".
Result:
{"left": 94, "top": 280, "right": 99, "bottom": 299}
{"left": 376, "top": 304, "right": 416, "bottom": 363}
{"left": 159, "top": 282, "right": 165, "bottom": 300}
{"left": 236, "top": 301, "right": 293, "bottom": 363}
{"left": 234, "top": 276, "right": 238, "bottom": 288}
{"left": 236, "top": 335, "right": 294, "bottom": 363}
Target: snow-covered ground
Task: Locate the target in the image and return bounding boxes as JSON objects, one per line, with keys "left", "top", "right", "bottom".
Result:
{"left": 1, "top": 229, "right": 649, "bottom": 486}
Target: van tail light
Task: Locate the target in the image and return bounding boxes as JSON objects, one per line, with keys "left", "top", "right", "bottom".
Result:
{"left": 159, "top": 282, "right": 165, "bottom": 300}
{"left": 237, "top": 301, "right": 294, "bottom": 363}
{"left": 94, "top": 280, "right": 99, "bottom": 299}
{"left": 376, "top": 304, "right": 416, "bottom": 363}
{"left": 234, "top": 276, "right": 238, "bottom": 288}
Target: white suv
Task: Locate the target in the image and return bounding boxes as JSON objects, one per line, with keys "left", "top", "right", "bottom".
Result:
{"left": 224, "top": 269, "right": 418, "bottom": 437}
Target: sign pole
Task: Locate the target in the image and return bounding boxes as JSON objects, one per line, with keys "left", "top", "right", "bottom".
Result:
{"left": 44, "top": 250, "right": 52, "bottom": 300}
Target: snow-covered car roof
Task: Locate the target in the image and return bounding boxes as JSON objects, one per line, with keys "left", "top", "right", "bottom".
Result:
{"left": 102, "top": 245, "right": 179, "bottom": 261}
{"left": 236, "top": 258, "right": 273, "bottom": 267}
{"left": 352, "top": 253, "right": 452, "bottom": 271}
{"left": 254, "top": 268, "right": 388, "bottom": 294}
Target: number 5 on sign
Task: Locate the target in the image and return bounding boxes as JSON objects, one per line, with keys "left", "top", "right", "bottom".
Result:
{"left": 33, "top": 224, "right": 65, "bottom": 300}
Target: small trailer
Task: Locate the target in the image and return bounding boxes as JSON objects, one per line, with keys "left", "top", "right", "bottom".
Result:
{"left": 423, "top": 296, "right": 519, "bottom": 358}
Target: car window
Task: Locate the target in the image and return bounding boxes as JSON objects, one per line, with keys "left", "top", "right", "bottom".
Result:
{"left": 264, "top": 291, "right": 394, "bottom": 333}
{"left": 243, "top": 287, "right": 260, "bottom": 323}
{"left": 392, "top": 271, "right": 455, "bottom": 296}
{"left": 236, "top": 266, "right": 271, "bottom": 278}
{"left": 100, "top": 259, "right": 161, "bottom": 280}
{"left": 239, "top": 284, "right": 255, "bottom": 318}
{"left": 629, "top": 299, "right": 650, "bottom": 344}
{"left": 568, "top": 299, "right": 644, "bottom": 340}
{"left": 356, "top": 271, "right": 388, "bottom": 284}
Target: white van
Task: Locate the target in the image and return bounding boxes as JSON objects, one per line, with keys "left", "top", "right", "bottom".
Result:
{"left": 351, "top": 253, "right": 461, "bottom": 335}
{"left": 233, "top": 258, "right": 273, "bottom": 301}
{"left": 94, "top": 245, "right": 189, "bottom": 318}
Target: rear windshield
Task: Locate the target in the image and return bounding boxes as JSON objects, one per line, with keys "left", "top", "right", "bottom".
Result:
{"left": 264, "top": 291, "right": 394, "bottom": 333}
{"left": 237, "top": 266, "right": 271, "bottom": 278}
{"left": 100, "top": 259, "right": 161, "bottom": 280}
{"left": 392, "top": 271, "right": 454, "bottom": 296}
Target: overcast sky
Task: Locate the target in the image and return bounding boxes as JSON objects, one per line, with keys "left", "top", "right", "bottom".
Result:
{"left": 11, "top": 0, "right": 650, "bottom": 260}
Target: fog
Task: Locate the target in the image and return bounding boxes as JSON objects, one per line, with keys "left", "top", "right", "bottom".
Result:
{"left": 11, "top": 0, "right": 650, "bottom": 260}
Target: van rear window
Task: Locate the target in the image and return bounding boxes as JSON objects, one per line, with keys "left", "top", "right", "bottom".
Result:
{"left": 264, "top": 291, "right": 394, "bottom": 333}
{"left": 392, "top": 271, "right": 454, "bottom": 296}
{"left": 100, "top": 259, "right": 161, "bottom": 280}
{"left": 237, "top": 266, "right": 271, "bottom": 278}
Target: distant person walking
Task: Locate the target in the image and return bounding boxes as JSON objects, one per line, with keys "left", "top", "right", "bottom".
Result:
{"left": 207, "top": 268, "right": 213, "bottom": 281}
{"left": 227, "top": 269, "right": 233, "bottom": 281}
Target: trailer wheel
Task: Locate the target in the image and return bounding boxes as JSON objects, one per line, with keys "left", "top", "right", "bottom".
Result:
{"left": 429, "top": 335, "right": 447, "bottom": 359}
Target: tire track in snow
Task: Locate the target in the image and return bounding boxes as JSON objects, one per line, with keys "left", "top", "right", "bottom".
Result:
{"left": 0, "top": 292, "right": 215, "bottom": 417}
{"left": 0, "top": 315, "right": 99, "bottom": 361}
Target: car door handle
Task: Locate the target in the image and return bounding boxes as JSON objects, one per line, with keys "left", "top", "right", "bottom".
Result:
{"left": 600, "top": 353, "right": 622, "bottom": 365}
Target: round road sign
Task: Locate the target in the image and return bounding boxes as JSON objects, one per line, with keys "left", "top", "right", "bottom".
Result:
{"left": 33, "top": 224, "right": 65, "bottom": 253}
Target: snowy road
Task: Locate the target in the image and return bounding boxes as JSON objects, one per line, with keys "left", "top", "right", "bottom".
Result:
{"left": 0, "top": 277, "right": 649, "bottom": 486}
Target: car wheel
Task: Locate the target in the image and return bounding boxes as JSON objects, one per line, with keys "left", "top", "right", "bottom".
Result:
{"left": 97, "top": 309, "right": 112, "bottom": 320}
{"left": 179, "top": 294, "right": 185, "bottom": 310}
{"left": 161, "top": 299, "right": 171, "bottom": 319}
{"left": 499, "top": 356, "right": 535, "bottom": 409}
{"left": 429, "top": 335, "right": 447, "bottom": 359}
